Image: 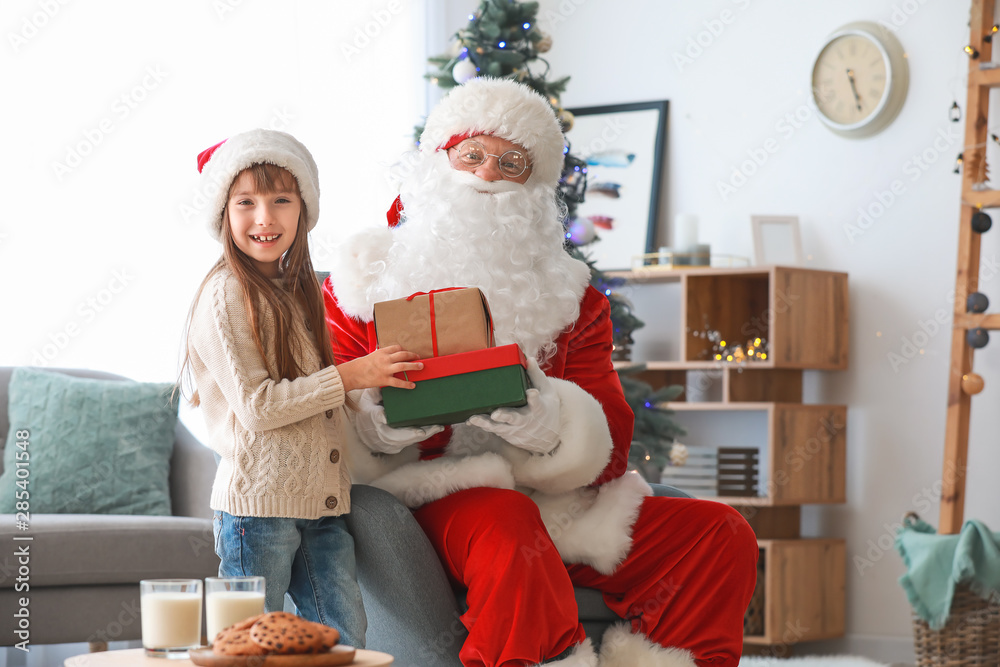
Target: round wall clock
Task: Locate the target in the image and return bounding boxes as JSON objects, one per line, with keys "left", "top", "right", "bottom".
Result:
{"left": 811, "top": 21, "right": 909, "bottom": 138}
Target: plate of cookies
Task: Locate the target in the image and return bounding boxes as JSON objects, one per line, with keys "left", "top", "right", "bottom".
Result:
{"left": 189, "top": 612, "right": 355, "bottom": 666}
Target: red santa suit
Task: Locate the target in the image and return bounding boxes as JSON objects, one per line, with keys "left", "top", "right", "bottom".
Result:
{"left": 324, "top": 78, "right": 757, "bottom": 667}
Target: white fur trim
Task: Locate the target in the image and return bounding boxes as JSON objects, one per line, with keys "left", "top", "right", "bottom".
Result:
{"left": 510, "top": 378, "right": 613, "bottom": 494}
{"left": 599, "top": 625, "right": 695, "bottom": 667}
{"left": 420, "top": 78, "right": 566, "bottom": 188}
{"left": 198, "top": 129, "right": 320, "bottom": 242}
{"left": 534, "top": 471, "right": 651, "bottom": 574}
{"left": 371, "top": 452, "right": 515, "bottom": 509}
{"left": 532, "top": 637, "right": 598, "bottom": 667}
{"left": 326, "top": 226, "right": 394, "bottom": 320}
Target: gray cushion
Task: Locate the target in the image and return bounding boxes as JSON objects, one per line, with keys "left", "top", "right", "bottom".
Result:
{"left": 0, "top": 514, "right": 218, "bottom": 589}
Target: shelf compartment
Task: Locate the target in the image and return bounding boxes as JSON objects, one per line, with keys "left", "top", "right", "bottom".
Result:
{"left": 613, "top": 266, "right": 847, "bottom": 370}
{"left": 683, "top": 267, "right": 848, "bottom": 369}
{"left": 742, "top": 539, "right": 846, "bottom": 645}
{"left": 659, "top": 403, "right": 846, "bottom": 505}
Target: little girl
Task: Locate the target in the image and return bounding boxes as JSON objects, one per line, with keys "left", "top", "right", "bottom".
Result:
{"left": 180, "top": 129, "right": 429, "bottom": 648}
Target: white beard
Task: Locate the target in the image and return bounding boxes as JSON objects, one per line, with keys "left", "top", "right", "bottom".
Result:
{"left": 365, "top": 151, "right": 591, "bottom": 361}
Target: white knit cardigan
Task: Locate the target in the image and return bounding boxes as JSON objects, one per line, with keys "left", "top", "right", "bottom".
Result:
{"left": 189, "top": 267, "right": 350, "bottom": 519}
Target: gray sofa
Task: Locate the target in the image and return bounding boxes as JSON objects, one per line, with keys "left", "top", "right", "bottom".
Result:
{"left": 0, "top": 367, "right": 221, "bottom": 646}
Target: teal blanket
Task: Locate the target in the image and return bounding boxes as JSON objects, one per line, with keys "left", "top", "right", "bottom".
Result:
{"left": 895, "top": 515, "right": 1000, "bottom": 630}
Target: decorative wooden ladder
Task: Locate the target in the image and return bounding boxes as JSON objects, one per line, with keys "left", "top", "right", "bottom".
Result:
{"left": 941, "top": 0, "right": 1000, "bottom": 534}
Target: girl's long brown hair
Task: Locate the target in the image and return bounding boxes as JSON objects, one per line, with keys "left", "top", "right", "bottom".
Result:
{"left": 179, "top": 163, "right": 336, "bottom": 406}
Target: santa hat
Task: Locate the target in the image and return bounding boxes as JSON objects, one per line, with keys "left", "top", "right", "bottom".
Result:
{"left": 196, "top": 129, "right": 320, "bottom": 242}
{"left": 419, "top": 77, "right": 566, "bottom": 189}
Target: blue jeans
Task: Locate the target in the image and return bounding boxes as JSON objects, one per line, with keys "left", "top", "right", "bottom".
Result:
{"left": 213, "top": 511, "right": 367, "bottom": 648}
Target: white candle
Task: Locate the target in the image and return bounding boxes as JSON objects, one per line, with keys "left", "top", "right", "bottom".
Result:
{"left": 206, "top": 591, "right": 266, "bottom": 643}
{"left": 673, "top": 213, "right": 699, "bottom": 251}
{"left": 141, "top": 592, "right": 202, "bottom": 649}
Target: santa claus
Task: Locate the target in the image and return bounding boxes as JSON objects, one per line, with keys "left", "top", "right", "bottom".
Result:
{"left": 323, "top": 78, "right": 757, "bottom": 667}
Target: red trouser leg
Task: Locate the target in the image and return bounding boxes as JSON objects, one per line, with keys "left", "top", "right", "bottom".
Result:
{"left": 414, "top": 487, "right": 586, "bottom": 667}
{"left": 567, "top": 496, "right": 758, "bottom": 667}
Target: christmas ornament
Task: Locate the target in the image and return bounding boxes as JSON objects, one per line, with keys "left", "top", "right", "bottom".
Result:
{"left": 536, "top": 32, "right": 552, "bottom": 52}
{"left": 961, "top": 372, "right": 985, "bottom": 395}
{"left": 669, "top": 443, "right": 689, "bottom": 466}
{"left": 972, "top": 210, "right": 992, "bottom": 233}
{"left": 558, "top": 108, "right": 574, "bottom": 131}
{"left": 566, "top": 216, "right": 596, "bottom": 245}
{"left": 452, "top": 58, "right": 478, "bottom": 84}
{"left": 967, "top": 292, "right": 990, "bottom": 313}
{"left": 967, "top": 327, "right": 990, "bottom": 349}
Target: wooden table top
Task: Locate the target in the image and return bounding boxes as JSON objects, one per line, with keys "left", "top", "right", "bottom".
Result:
{"left": 65, "top": 647, "right": 393, "bottom": 666}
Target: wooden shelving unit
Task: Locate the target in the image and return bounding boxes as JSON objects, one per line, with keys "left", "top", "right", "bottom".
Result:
{"left": 615, "top": 265, "right": 848, "bottom": 647}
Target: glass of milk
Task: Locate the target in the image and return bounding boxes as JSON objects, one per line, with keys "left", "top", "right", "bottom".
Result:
{"left": 140, "top": 579, "right": 203, "bottom": 658}
{"left": 205, "top": 576, "right": 266, "bottom": 645}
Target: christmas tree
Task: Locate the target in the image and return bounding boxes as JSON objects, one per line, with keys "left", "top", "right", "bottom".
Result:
{"left": 617, "top": 367, "right": 686, "bottom": 480}
{"left": 423, "top": 0, "right": 642, "bottom": 354}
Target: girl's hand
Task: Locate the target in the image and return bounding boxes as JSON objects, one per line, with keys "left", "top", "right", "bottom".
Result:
{"left": 337, "top": 345, "right": 423, "bottom": 393}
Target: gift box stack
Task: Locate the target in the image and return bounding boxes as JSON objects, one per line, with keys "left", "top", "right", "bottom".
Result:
{"left": 375, "top": 287, "right": 529, "bottom": 427}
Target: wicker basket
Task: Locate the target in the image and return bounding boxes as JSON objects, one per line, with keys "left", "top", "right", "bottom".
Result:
{"left": 912, "top": 585, "right": 1000, "bottom": 666}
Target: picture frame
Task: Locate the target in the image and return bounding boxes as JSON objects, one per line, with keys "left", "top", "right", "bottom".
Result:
{"left": 566, "top": 100, "right": 669, "bottom": 271}
{"left": 751, "top": 215, "right": 804, "bottom": 266}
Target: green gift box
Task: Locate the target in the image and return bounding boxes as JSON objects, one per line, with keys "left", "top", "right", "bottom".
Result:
{"left": 382, "top": 344, "right": 529, "bottom": 427}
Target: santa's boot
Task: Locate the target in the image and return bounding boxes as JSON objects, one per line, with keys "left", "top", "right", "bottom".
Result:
{"left": 532, "top": 637, "right": 598, "bottom": 667}
{"left": 598, "top": 624, "right": 695, "bottom": 667}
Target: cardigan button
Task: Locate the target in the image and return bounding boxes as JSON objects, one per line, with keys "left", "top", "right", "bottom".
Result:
{"left": 326, "top": 409, "right": 334, "bottom": 419}
{"left": 329, "top": 449, "right": 340, "bottom": 464}
{"left": 325, "top": 496, "right": 338, "bottom": 510}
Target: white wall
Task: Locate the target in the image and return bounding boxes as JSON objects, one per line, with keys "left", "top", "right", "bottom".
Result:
{"left": 483, "top": 0, "right": 996, "bottom": 658}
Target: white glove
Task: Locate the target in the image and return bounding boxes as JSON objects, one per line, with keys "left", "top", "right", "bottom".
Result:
{"left": 352, "top": 388, "right": 445, "bottom": 455}
{"left": 466, "top": 359, "right": 561, "bottom": 455}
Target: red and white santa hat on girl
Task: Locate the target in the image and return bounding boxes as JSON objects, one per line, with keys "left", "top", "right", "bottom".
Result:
{"left": 196, "top": 128, "right": 321, "bottom": 243}
{"left": 419, "top": 77, "right": 566, "bottom": 189}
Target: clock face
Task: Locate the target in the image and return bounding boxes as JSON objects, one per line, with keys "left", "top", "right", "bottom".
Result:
{"left": 812, "top": 33, "right": 889, "bottom": 127}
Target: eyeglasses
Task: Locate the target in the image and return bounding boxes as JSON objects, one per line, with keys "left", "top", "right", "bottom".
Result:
{"left": 450, "top": 140, "right": 531, "bottom": 179}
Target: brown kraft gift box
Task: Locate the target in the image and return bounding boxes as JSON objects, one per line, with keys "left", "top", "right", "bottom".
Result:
{"left": 373, "top": 287, "right": 494, "bottom": 359}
